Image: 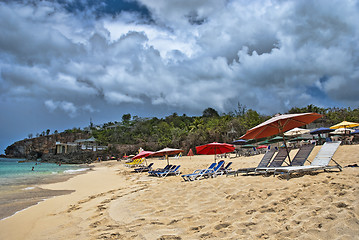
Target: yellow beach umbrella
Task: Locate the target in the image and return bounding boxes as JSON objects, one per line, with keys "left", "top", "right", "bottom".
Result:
{"left": 330, "top": 121, "right": 359, "bottom": 129}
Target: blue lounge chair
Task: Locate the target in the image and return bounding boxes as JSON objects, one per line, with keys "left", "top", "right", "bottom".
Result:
{"left": 215, "top": 162, "right": 233, "bottom": 176}
{"left": 134, "top": 163, "right": 154, "bottom": 173}
{"left": 156, "top": 165, "right": 181, "bottom": 178}
{"left": 193, "top": 160, "right": 225, "bottom": 180}
{"left": 148, "top": 165, "right": 173, "bottom": 176}
{"left": 181, "top": 162, "right": 217, "bottom": 181}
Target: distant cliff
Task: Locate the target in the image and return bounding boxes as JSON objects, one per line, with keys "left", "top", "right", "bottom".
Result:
{"left": 5, "top": 132, "right": 91, "bottom": 160}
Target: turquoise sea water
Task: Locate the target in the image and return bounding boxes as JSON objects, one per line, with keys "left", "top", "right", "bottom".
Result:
{"left": 0, "top": 158, "right": 90, "bottom": 220}
{"left": 0, "top": 158, "right": 89, "bottom": 187}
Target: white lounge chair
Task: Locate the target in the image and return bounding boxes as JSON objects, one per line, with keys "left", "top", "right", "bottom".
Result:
{"left": 272, "top": 141, "right": 342, "bottom": 179}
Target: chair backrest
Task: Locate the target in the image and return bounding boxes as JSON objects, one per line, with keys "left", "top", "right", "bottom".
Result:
{"left": 206, "top": 163, "right": 217, "bottom": 170}
{"left": 223, "top": 162, "right": 232, "bottom": 170}
{"left": 257, "top": 148, "right": 276, "bottom": 168}
{"left": 172, "top": 165, "right": 181, "bottom": 172}
{"left": 311, "top": 141, "right": 341, "bottom": 166}
{"left": 290, "top": 144, "right": 315, "bottom": 166}
{"left": 213, "top": 161, "right": 225, "bottom": 172}
{"left": 269, "top": 148, "right": 291, "bottom": 167}
{"left": 147, "top": 163, "right": 154, "bottom": 168}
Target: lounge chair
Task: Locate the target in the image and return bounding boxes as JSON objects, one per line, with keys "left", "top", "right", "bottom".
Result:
{"left": 134, "top": 163, "right": 154, "bottom": 173}
{"left": 194, "top": 160, "right": 225, "bottom": 180}
{"left": 156, "top": 165, "right": 181, "bottom": 178}
{"left": 229, "top": 148, "right": 276, "bottom": 176}
{"left": 181, "top": 162, "right": 217, "bottom": 181}
{"left": 214, "top": 162, "right": 233, "bottom": 176}
{"left": 148, "top": 165, "right": 174, "bottom": 176}
{"left": 125, "top": 158, "right": 145, "bottom": 168}
{"left": 256, "top": 144, "right": 314, "bottom": 174}
{"left": 273, "top": 141, "right": 342, "bottom": 179}
{"left": 124, "top": 158, "right": 139, "bottom": 167}
{"left": 266, "top": 147, "right": 292, "bottom": 167}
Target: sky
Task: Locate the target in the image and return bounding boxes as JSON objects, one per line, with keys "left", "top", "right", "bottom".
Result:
{"left": 0, "top": 0, "right": 359, "bottom": 154}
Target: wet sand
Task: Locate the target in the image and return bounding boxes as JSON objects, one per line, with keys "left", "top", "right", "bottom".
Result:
{"left": 0, "top": 171, "right": 88, "bottom": 220}
{"left": 0, "top": 145, "right": 358, "bottom": 239}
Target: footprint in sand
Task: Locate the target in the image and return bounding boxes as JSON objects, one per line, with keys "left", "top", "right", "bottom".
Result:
{"left": 214, "top": 223, "right": 231, "bottom": 230}
{"left": 158, "top": 235, "right": 182, "bottom": 240}
{"left": 67, "top": 204, "right": 81, "bottom": 212}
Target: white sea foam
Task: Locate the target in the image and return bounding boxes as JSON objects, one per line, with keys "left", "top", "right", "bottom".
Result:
{"left": 63, "top": 168, "right": 89, "bottom": 174}
{"left": 23, "top": 187, "right": 35, "bottom": 190}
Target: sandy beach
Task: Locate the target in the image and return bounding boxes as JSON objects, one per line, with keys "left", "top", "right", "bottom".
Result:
{"left": 0, "top": 144, "right": 358, "bottom": 240}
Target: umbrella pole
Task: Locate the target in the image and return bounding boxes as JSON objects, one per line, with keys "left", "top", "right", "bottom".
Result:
{"left": 214, "top": 147, "right": 217, "bottom": 163}
{"left": 281, "top": 133, "right": 292, "bottom": 165}
{"left": 166, "top": 155, "right": 169, "bottom": 165}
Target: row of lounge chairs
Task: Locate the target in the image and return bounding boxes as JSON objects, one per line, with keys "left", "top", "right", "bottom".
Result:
{"left": 181, "top": 160, "right": 233, "bottom": 181}
{"left": 148, "top": 164, "right": 181, "bottom": 178}
{"left": 124, "top": 158, "right": 145, "bottom": 168}
{"left": 128, "top": 142, "right": 342, "bottom": 181}
{"left": 134, "top": 163, "right": 154, "bottom": 173}
{"left": 228, "top": 141, "right": 342, "bottom": 179}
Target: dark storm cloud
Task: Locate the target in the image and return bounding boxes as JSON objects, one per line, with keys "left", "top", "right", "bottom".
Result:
{"left": 0, "top": 0, "right": 359, "bottom": 153}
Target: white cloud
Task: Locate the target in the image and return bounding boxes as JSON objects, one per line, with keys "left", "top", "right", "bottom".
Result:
{"left": 0, "top": 0, "right": 358, "bottom": 119}
{"left": 44, "top": 99, "right": 97, "bottom": 118}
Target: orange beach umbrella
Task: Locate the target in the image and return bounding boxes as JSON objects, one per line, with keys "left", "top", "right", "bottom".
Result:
{"left": 240, "top": 113, "right": 322, "bottom": 163}
{"left": 150, "top": 147, "right": 184, "bottom": 165}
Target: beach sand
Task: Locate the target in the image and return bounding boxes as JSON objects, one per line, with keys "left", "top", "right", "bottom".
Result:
{"left": 0, "top": 145, "right": 358, "bottom": 240}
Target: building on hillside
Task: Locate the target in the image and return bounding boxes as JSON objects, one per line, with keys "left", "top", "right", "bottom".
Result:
{"left": 55, "top": 137, "right": 107, "bottom": 154}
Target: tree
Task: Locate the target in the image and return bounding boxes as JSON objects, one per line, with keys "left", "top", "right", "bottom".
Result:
{"left": 46, "top": 129, "right": 50, "bottom": 136}
{"left": 122, "top": 114, "right": 131, "bottom": 124}
{"left": 202, "top": 107, "right": 219, "bottom": 118}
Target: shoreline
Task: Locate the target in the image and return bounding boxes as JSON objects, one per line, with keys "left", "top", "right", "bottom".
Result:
{"left": 0, "top": 168, "right": 91, "bottom": 220}
{"left": 0, "top": 147, "right": 358, "bottom": 239}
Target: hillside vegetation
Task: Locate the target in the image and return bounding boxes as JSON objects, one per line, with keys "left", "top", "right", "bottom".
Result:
{"left": 86, "top": 104, "right": 359, "bottom": 154}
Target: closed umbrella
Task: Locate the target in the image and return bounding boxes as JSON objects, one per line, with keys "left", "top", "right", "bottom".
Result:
{"left": 196, "top": 142, "right": 235, "bottom": 163}
{"left": 187, "top": 149, "right": 194, "bottom": 160}
{"left": 240, "top": 112, "right": 322, "bottom": 164}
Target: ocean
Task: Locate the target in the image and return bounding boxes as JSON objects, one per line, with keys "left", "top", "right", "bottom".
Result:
{"left": 0, "top": 158, "right": 90, "bottom": 220}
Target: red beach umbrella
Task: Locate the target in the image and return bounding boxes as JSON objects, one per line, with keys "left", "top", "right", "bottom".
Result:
{"left": 132, "top": 151, "right": 155, "bottom": 160}
{"left": 256, "top": 145, "right": 268, "bottom": 149}
{"left": 132, "top": 150, "right": 155, "bottom": 166}
{"left": 240, "top": 112, "right": 322, "bottom": 163}
{"left": 196, "top": 142, "right": 235, "bottom": 163}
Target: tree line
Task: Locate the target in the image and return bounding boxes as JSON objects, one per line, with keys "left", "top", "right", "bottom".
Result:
{"left": 78, "top": 104, "right": 359, "bottom": 154}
